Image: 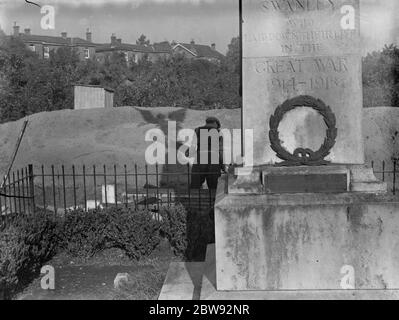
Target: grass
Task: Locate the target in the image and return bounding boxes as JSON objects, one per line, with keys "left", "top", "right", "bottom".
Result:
{"left": 112, "top": 240, "right": 174, "bottom": 300}
{"left": 14, "top": 240, "right": 174, "bottom": 300}
{"left": 112, "top": 259, "right": 170, "bottom": 300}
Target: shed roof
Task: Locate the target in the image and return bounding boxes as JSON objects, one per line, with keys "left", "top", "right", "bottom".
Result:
{"left": 74, "top": 84, "right": 115, "bottom": 93}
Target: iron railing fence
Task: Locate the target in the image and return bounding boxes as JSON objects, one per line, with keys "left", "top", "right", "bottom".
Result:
{"left": 1, "top": 164, "right": 218, "bottom": 222}
{"left": 1, "top": 160, "right": 399, "bottom": 222}
{"left": 0, "top": 165, "right": 35, "bottom": 217}
{"left": 371, "top": 159, "right": 399, "bottom": 195}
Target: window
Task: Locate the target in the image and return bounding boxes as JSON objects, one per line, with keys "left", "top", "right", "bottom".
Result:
{"left": 124, "top": 52, "right": 129, "bottom": 62}
{"left": 28, "top": 44, "right": 36, "bottom": 52}
{"left": 43, "top": 46, "right": 50, "bottom": 59}
{"left": 84, "top": 48, "right": 90, "bottom": 59}
{"left": 133, "top": 54, "right": 139, "bottom": 64}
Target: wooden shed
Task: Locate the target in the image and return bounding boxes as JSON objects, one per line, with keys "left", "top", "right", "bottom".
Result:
{"left": 74, "top": 85, "right": 114, "bottom": 110}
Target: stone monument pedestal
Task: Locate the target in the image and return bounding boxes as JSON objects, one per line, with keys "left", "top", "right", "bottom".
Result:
{"left": 159, "top": 167, "right": 399, "bottom": 299}
{"left": 214, "top": 165, "right": 399, "bottom": 292}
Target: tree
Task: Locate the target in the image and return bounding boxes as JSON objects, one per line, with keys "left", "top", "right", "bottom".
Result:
{"left": 225, "top": 36, "right": 240, "bottom": 75}
{"left": 363, "top": 44, "right": 399, "bottom": 108}
{"left": 0, "top": 36, "right": 47, "bottom": 121}
{"left": 136, "top": 34, "right": 151, "bottom": 46}
{"left": 0, "top": 34, "right": 242, "bottom": 123}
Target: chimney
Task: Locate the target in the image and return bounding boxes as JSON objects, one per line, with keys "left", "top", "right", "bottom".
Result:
{"left": 86, "top": 28, "right": 92, "bottom": 42}
{"left": 24, "top": 28, "right": 31, "bottom": 35}
{"left": 61, "top": 31, "right": 67, "bottom": 39}
{"left": 13, "top": 22, "right": 20, "bottom": 37}
{"left": 190, "top": 39, "right": 195, "bottom": 45}
{"left": 117, "top": 38, "right": 122, "bottom": 44}
{"left": 111, "top": 33, "right": 117, "bottom": 45}
{"left": 211, "top": 43, "right": 216, "bottom": 50}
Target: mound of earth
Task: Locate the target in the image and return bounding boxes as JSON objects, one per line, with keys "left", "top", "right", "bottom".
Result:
{"left": 0, "top": 106, "right": 241, "bottom": 176}
{"left": 0, "top": 106, "right": 396, "bottom": 177}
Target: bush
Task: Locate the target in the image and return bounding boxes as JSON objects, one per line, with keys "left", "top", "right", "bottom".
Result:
{"left": 160, "top": 204, "right": 188, "bottom": 258}
{"left": 58, "top": 209, "right": 110, "bottom": 257}
{"left": 59, "top": 207, "right": 163, "bottom": 260}
{"left": 0, "top": 204, "right": 213, "bottom": 298}
{"left": 0, "top": 212, "right": 58, "bottom": 299}
{"left": 160, "top": 204, "right": 214, "bottom": 261}
{"left": 106, "top": 208, "right": 163, "bottom": 260}
{"left": 61, "top": 204, "right": 214, "bottom": 261}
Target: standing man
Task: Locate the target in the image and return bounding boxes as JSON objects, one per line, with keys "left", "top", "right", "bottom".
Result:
{"left": 190, "top": 117, "right": 226, "bottom": 191}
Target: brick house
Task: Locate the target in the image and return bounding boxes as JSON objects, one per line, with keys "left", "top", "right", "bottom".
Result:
{"left": 11, "top": 23, "right": 96, "bottom": 61}
{"left": 94, "top": 34, "right": 172, "bottom": 65}
{"left": 8, "top": 22, "right": 225, "bottom": 64}
{"left": 95, "top": 35, "right": 225, "bottom": 65}
{"left": 172, "top": 40, "right": 225, "bottom": 63}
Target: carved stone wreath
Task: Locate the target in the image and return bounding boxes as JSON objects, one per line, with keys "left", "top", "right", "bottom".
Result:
{"left": 269, "top": 95, "right": 338, "bottom": 166}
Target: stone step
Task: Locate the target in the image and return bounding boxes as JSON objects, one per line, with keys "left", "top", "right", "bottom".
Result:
{"left": 351, "top": 181, "right": 388, "bottom": 193}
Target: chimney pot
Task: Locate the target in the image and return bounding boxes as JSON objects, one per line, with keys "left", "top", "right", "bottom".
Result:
{"left": 111, "top": 33, "right": 117, "bottom": 45}
{"left": 13, "top": 22, "right": 20, "bottom": 37}
{"left": 86, "top": 28, "right": 92, "bottom": 42}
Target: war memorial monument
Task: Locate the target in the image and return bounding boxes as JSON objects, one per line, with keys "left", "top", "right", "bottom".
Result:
{"left": 160, "top": 0, "right": 399, "bottom": 300}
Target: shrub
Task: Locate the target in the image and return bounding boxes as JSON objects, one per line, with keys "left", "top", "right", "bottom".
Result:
{"left": 58, "top": 209, "right": 110, "bottom": 257}
{"left": 160, "top": 204, "right": 188, "bottom": 258}
{"left": 106, "top": 208, "right": 163, "bottom": 260}
{"left": 161, "top": 204, "right": 214, "bottom": 261}
{"left": 0, "top": 212, "right": 58, "bottom": 299}
{"left": 59, "top": 207, "right": 163, "bottom": 260}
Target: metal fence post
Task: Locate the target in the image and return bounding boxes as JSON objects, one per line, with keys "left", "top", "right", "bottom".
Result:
{"left": 28, "top": 164, "right": 35, "bottom": 214}
{"left": 187, "top": 164, "right": 191, "bottom": 208}
{"left": 393, "top": 158, "right": 397, "bottom": 195}
{"left": 382, "top": 161, "right": 385, "bottom": 182}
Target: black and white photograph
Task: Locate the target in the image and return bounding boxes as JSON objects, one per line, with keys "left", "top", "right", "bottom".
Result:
{"left": 1, "top": 0, "right": 399, "bottom": 309}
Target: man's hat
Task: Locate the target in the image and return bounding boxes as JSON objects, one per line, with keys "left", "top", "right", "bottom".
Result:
{"left": 206, "top": 116, "right": 221, "bottom": 128}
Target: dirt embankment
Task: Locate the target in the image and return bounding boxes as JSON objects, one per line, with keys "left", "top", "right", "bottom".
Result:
{"left": 0, "top": 106, "right": 241, "bottom": 176}
{"left": 0, "top": 106, "right": 396, "bottom": 175}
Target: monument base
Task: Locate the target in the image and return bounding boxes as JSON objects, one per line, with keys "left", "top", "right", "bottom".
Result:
{"left": 215, "top": 165, "right": 399, "bottom": 292}
{"left": 159, "top": 165, "right": 399, "bottom": 299}
{"left": 159, "top": 245, "right": 399, "bottom": 300}
{"left": 231, "top": 164, "right": 387, "bottom": 194}
{"left": 200, "top": 245, "right": 399, "bottom": 300}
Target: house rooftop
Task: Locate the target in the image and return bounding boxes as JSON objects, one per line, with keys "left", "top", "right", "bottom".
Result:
{"left": 94, "top": 41, "right": 172, "bottom": 54}
{"left": 18, "top": 33, "right": 95, "bottom": 46}
{"left": 175, "top": 42, "right": 225, "bottom": 60}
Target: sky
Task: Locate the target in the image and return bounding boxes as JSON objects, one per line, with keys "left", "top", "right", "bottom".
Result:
{"left": 0, "top": 0, "right": 398, "bottom": 54}
{"left": 0, "top": 0, "right": 239, "bottom": 54}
